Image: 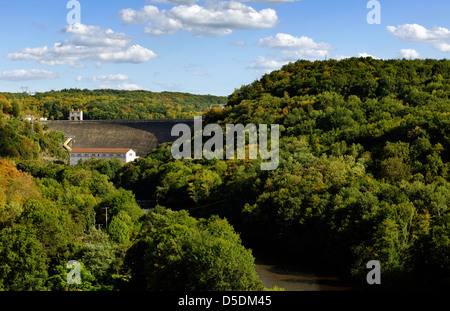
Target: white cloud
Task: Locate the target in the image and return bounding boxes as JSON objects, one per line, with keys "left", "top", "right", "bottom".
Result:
{"left": 399, "top": 48, "right": 420, "bottom": 59}
{"left": 120, "top": 2, "right": 278, "bottom": 36}
{"left": 249, "top": 56, "right": 286, "bottom": 70}
{"left": 8, "top": 23, "right": 157, "bottom": 67}
{"left": 281, "top": 49, "right": 329, "bottom": 60}
{"left": 63, "top": 24, "right": 131, "bottom": 47}
{"left": 0, "top": 69, "right": 59, "bottom": 81}
{"left": 78, "top": 74, "right": 130, "bottom": 83}
{"left": 258, "top": 33, "right": 331, "bottom": 50}
{"left": 250, "top": 33, "right": 333, "bottom": 76}
{"left": 93, "top": 74, "right": 130, "bottom": 83}
{"left": 358, "top": 52, "right": 378, "bottom": 59}
{"left": 98, "top": 45, "right": 157, "bottom": 64}
{"left": 118, "top": 83, "right": 148, "bottom": 91}
{"left": 333, "top": 55, "right": 351, "bottom": 60}
{"left": 258, "top": 33, "right": 333, "bottom": 60}
{"left": 248, "top": 56, "right": 288, "bottom": 77}
{"left": 434, "top": 42, "right": 450, "bottom": 52}
{"left": 118, "top": 6, "right": 160, "bottom": 25}
{"left": 77, "top": 74, "right": 148, "bottom": 91}
{"left": 96, "top": 85, "right": 114, "bottom": 90}
{"left": 387, "top": 23, "right": 450, "bottom": 54}
{"left": 387, "top": 24, "right": 450, "bottom": 42}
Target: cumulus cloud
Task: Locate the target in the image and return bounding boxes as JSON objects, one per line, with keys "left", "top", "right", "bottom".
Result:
{"left": 250, "top": 33, "right": 333, "bottom": 76}
{"left": 399, "top": 48, "right": 420, "bottom": 59}
{"left": 8, "top": 23, "right": 157, "bottom": 67}
{"left": 63, "top": 24, "right": 132, "bottom": 47}
{"left": 258, "top": 33, "right": 333, "bottom": 59}
{"left": 119, "top": 2, "right": 278, "bottom": 36}
{"left": 77, "top": 74, "right": 146, "bottom": 90}
{"left": 93, "top": 74, "right": 130, "bottom": 83}
{"left": 358, "top": 52, "right": 378, "bottom": 59}
{"left": 0, "top": 69, "right": 59, "bottom": 81}
{"left": 387, "top": 23, "right": 450, "bottom": 54}
{"left": 387, "top": 24, "right": 450, "bottom": 42}
{"left": 434, "top": 42, "right": 450, "bottom": 52}
{"left": 118, "top": 6, "right": 160, "bottom": 25}
{"left": 118, "top": 83, "right": 148, "bottom": 91}
{"left": 248, "top": 56, "right": 287, "bottom": 72}
{"left": 258, "top": 33, "right": 331, "bottom": 50}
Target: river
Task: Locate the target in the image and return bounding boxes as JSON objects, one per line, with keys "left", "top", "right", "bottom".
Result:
{"left": 254, "top": 260, "right": 355, "bottom": 291}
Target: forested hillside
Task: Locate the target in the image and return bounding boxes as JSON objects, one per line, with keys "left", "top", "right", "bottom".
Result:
{"left": 0, "top": 57, "right": 449, "bottom": 291}
{"left": 116, "top": 57, "right": 450, "bottom": 289}
{"left": 0, "top": 89, "right": 262, "bottom": 291}
{"left": 1, "top": 89, "right": 226, "bottom": 120}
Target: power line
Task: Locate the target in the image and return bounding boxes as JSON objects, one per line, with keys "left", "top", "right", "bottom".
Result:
{"left": 184, "top": 199, "right": 228, "bottom": 211}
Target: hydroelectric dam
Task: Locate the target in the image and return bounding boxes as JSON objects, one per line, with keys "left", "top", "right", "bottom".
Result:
{"left": 40, "top": 119, "right": 195, "bottom": 158}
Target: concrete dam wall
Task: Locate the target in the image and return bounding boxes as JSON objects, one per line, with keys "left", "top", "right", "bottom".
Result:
{"left": 40, "top": 119, "right": 195, "bottom": 157}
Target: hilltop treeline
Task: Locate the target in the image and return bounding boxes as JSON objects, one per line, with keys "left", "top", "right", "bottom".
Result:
{"left": 1, "top": 89, "right": 226, "bottom": 120}
{"left": 116, "top": 57, "right": 450, "bottom": 289}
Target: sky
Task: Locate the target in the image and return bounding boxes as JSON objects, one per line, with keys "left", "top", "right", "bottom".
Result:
{"left": 0, "top": 0, "right": 449, "bottom": 96}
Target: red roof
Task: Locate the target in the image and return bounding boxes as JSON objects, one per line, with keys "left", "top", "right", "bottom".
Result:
{"left": 71, "top": 148, "right": 133, "bottom": 154}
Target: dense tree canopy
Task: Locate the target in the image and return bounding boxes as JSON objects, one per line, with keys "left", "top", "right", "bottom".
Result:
{"left": 116, "top": 58, "right": 450, "bottom": 289}
{"left": 125, "top": 206, "right": 264, "bottom": 291}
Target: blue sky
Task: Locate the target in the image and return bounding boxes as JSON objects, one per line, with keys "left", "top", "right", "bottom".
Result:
{"left": 0, "top": 0, "right": 449, "bottom": 96}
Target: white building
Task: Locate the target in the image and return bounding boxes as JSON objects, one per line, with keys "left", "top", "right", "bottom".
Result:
{"left": 69, "top": 110, "right": 83, "bottom": 121}
{"left": 69, "top": 148, "right": 138, "bottom": 166}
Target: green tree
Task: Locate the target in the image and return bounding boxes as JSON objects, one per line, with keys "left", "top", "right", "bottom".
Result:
{"left": 11, "top": 100, "right": 21, "bottom": 118}
{"left": 0, "top": 225, "right": 49, "bottom": 290}
{"left": 125, "top": 207, "right": 263, "bottom": 291}
{"left": 108, "top": 211, "right": 132, "bottom": 244}
{"left": 381, "top": 157, "right": 412, "bottom": 182}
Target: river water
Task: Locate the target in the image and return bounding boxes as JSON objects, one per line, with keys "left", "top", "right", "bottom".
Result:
{"left": 254, "top": 261, "right": 355, "bottom": 291}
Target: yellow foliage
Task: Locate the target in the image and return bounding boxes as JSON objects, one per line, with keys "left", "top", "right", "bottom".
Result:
{"left": 0, "top": 159, "right": 41, "bottom": 206}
